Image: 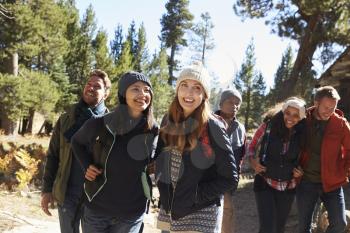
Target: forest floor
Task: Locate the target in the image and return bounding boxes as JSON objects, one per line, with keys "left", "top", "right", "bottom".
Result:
{"left": 1, "top": 133, "right": 346, "bottom": 233}
{"left": 0, "top": 175, "right": 301, "bottom": 233}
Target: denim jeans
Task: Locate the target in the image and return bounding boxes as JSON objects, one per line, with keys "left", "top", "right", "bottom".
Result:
{"left": 296, "top": 180, "right": 346, "bottom": 233}
{"left": 255, "top": 186, "right": 296, "bottom": 233}
{"left": 82, "top": 207, "right": 144, "bottom": 233}
{"left": 57, "top": 197, "right": 84, "bottom": 233}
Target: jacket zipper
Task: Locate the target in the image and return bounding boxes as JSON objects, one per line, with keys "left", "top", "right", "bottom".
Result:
{"left": 85, "top": 125, "right": 115, "bottom": 202}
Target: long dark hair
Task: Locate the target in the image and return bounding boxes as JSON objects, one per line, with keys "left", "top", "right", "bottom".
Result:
{"left": 113, "top": 93, "right": 155, "bottom": 135}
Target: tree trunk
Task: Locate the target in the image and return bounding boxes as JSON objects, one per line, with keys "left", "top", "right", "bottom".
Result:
{"left": 244, "top": 88, "right": 251, "bottom": 130}
{"left": 21, "top": 117, "right": 29, "bottom": 135}
{"left": 1, "top": 114, "right": 17, "bottom": 135}
{"left": 26, "top": 108, "right": 35, "bottom": 134}
{"left": 168, "top": 45, "right": 176, "bottom": 85}
{"left": 1, "top": 52, "right": 19, "bottom": 135}
{"left": 202, "top": 31, "right": 207, "bottom": 64}
{"left": 279, "top": 14, "right": 320, "bottom": 100}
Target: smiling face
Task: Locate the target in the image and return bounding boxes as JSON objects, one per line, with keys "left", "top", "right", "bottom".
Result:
{"left": 177, "top": 79, "right": 205, "bottom": 117}
{"left": 283, "top": 106, "right": 301, "bottom": 129}
{"left": 125, "top": 81, "right": 152, "bottom": 118}
{"left": 314, "top": 97, "right": 337, "bottom": 121}
{"left": 82, "top": 75, "right": 108, "bottom": 107}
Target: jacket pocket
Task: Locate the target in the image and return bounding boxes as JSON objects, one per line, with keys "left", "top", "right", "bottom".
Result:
{"left": 141, "top": 168, "right": 152, "bottom": 200}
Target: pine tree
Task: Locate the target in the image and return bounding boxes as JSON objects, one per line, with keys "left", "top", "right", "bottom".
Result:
{"left": 190, "top": 12, "right": 215, "bottom": 65}
{"left": 234, "top": 0, "right": 350, "bottom": 98}
{"left": 160, "top": 0, "right": 194, "bottom": 85}
{"left": 126, "top": 20, "right": 137, "bottom": 68}
{"left": 134, "top": 23, "right": 148, "bottom": 72}
{"left": 110, "top": 24, "right": 123, "bottom": 64}
{"left": 65, "top": 4, "right": 96, "bottom": 94}
{"left": 116, "top": 40, "right": 133, "bottom": 78}
{"left": 234, "top": 39, "right": 266, "bottom": 130}
{"left": 93, "top": 29, "right": 115, "bottom": 76}
{"left": 268, "top": 46, "right": 294, "bottom": 105}
{"left": 146, "top": 49, "right": 173, "bottom": 121}
{"left": 0, "top": 1, "right": 69, "bottom": 73}
{"left": 106, "top": 40, "right": 134, "bottom": 108}
{"left": 251, "top": 72, "right": 266, "bottom": 127}
{"left": 209, "top": 73, "right": 221, "bottom": 111}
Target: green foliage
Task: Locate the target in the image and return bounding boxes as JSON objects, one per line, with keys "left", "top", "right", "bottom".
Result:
{"left": 190, "top": 12, "right": 215, "bottom": 64}
{"left": 127, "top": 20, "right": 138, "bottom": 63}
{"left": 0, "top": 1, "right": 69, "bottom": 72}
{"left": 233, "top": 0, "right": 350, "bottom": 98}
{"left": 267, "top": 46, "right": 294, "bottom": 105}
{"left": 93, "top": 29, "right": 115, "bottom": 76}
{"left": 0, "top": 71, "right": 60, "bottom": 123}
{"left": 116, "top": 40, "right": 133, "bottom": 78}
{"left": 0, "top": 73, "right": 27, "bottom": 121}
{"left": 110, "top": 24, "right": 124, "bottom": 64}
{"left": 134, "top": 23, "right": 148, "bottom": 72}
{"left": 160, "top": 0, "right": 194, "bottom": 84}
{"left": 23, "top": 70, "right": 60, "bottom": 122}
{"left": 251, "top": 72, "right": 266, "bottom": 127}
{"left": 50, "top": 71, "right": 77, "bottom": 115}
{"left": 65, "top": 4, "right": 96, "bottom": 94}
{"left": 146, "top": 49, "right": 173, "bottom": 121}
{"left": 234, "top": 40, "right": 266, "bottom": 130}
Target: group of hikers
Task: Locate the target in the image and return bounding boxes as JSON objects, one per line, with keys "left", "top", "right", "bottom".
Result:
{"left": 40, "top": 62, "right": 350, "bottom": 233}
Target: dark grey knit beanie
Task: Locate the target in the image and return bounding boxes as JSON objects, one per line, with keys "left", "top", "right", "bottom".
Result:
{"left": 118, "top": 71, "right": 152, "bottom": 99}
{"left": 219, "top": 89, "right": 242, "bottom": 106}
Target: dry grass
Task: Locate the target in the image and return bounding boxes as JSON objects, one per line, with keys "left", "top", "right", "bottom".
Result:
{"left": 0, "top": 134, "right": 50, "bottom": 148}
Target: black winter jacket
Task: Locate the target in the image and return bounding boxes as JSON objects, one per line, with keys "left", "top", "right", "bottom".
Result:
{"left": 71, "top": 110, "right": 158, "bottom": 218}
{"left": 155, "top": 117, "right": 238, "bottom": 220}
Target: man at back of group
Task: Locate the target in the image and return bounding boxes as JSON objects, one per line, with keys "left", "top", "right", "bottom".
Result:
{"left": 215, "top": 89, "right": 246, "bottom": 233}
{"left": 41, "top": 69, "right": 111, "bottom": 233}
{"left": 297, "top": 86, "right": 350, "bottom": 233}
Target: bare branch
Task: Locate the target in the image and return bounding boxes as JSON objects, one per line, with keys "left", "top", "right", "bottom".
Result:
{"left": 0, "top": 3, "right": 14, "bottom": 19}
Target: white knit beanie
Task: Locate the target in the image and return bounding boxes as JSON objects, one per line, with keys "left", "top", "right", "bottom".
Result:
{"left": 282, "top": 97, "right": 306, "bottom": 119}
{"left": 175, "top": 62, "right": 210, "bottom": 98}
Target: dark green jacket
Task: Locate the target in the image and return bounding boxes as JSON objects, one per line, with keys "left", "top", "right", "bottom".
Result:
{"left": 42, "top": 104, "right": 76, "bottom": 204}
{"left": 41, "top": 104, "right": 108, "bottom": 204}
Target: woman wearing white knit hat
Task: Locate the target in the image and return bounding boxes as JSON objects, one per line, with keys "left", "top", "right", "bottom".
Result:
{"left": 248, "top": 96, "right": 306, "bottom": 233}
{"left": 155, "top": 62, "right": 239, "bottom": 233}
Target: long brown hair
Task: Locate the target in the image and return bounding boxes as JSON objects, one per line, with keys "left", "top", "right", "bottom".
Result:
{"left": 160, "top": 95, "right": 211, "bottom": 152}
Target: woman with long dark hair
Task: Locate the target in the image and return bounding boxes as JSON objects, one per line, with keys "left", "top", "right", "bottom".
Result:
{"left": 249, "top": 97, "right": 306, "bottom": 233}
{"left": 155, "top": 63, "right": 238, "bottom": 233}
{"left": 71, "top": 71, "right": 158, "bottom": 233}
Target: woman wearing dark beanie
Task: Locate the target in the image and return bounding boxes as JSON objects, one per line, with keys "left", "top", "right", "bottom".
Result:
{"left": 71, "top": 71, "right": 159, "bottom": 233}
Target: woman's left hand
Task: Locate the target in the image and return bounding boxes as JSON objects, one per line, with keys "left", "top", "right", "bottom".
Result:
{"left": 293, "top": 166, "right": 303, "bottom": 178}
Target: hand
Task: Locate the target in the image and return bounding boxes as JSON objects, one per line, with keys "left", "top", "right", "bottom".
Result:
{"left": 41, "top": 192, "right": 55, "bottom": 216}
{"left": 250, "top": 157, "right": 266, "bottom": 174}
{"left": 85, "top": 164, "right": 103, "bottom": 181}
{"left": 293, "top": 166, "right": 304, "bottom": 178}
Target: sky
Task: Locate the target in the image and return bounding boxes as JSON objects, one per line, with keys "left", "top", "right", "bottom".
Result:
{"left": 75, "top": 0, "right": 299, "bottom": 89}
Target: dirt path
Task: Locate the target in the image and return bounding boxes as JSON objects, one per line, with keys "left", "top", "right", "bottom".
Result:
{"left": 234, "top": 176, "right": 298, "bottom": 233}
{"left": 0, "top": 176, "right": 301, "bottom": 233}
